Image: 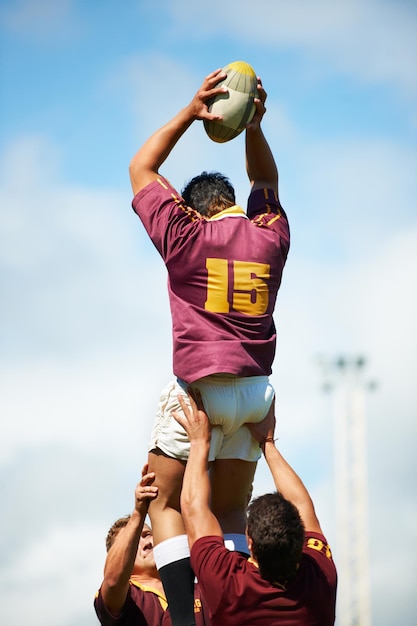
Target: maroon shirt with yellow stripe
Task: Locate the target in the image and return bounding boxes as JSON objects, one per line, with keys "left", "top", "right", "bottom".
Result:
{"left": 190, "top": 533, "right": 337, "bottom": 625}
{"left": 94, "top": 580, "right": 209, "bottom": 626}
{"left": 132, "top": 178, "right": 290, "bottom": 383}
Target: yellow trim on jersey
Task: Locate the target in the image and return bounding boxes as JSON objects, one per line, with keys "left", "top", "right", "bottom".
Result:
{"left": 251, "top": 213, "right": 282, "bottom": 228}
{"left": 130, "top": 580, "right": 168, "bottom": 611}
{"left": 262, "top": 187, "right": 278, "bottom": 202}
{"left": 306, "top": 537, "right": 333, "bottom": 559}
{"left": 209, "top": 205, "right": 247, "bottom": 221}
{"left": 157, "top": 177, "right": 169, "bottom": 190}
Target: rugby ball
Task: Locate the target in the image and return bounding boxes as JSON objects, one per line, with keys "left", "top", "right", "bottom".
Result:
{"left": 204, "top": 61, "right": 258, "bottom": 143}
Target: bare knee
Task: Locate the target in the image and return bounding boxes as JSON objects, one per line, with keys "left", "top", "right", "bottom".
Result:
{"left": 147, "top": 450, "right": 187, "bottom": 542}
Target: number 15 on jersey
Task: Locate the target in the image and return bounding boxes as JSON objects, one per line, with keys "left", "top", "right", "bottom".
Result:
{"left": 205, "top": 258, "right": 270, "bottom": 316}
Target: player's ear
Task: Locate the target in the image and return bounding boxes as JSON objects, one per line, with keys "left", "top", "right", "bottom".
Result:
{"left": 246, "top": 533, "right": 254, "bottom": 555}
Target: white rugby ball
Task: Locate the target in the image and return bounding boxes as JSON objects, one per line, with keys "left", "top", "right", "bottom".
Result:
{"left": 204, "top": 61, "right": 258, "bottom": 143}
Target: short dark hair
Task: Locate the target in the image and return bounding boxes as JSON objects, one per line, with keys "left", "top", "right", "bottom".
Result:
{"left": 181, "top": 171, "right": 235, "bottom": 217}
{"left": 247, "top": 493, "right": 305, "bottom": 585}
{"left": 105, "top": 515, "right": 131, "bottom": 552}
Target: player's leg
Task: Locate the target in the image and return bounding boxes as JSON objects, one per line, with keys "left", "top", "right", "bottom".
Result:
{"left": 147, "top": 380, "right": 197, "bottom": 626}
{"left": 209, "top": 417, "right": 264, "bottom": 556}
{"left": 210, "top": 457, "right": 257, "bottom": 554}
{"left": 147, "top": 448, "right": 186, "bottom": 543}
{"left": 147, "top": 449, "right": 196, "bottom": 626}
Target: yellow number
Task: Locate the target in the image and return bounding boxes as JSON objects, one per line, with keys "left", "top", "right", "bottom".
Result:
{"left": 233, "top": 261, "right": 270, "bottom": 315}
{"left": 307, "top": 537, "right": 332, "bottom": 559}
{"left": 205, "top": 258, "right": 229, "bottom": 312}
{"left": 205, "top": 258, "right": 270, "bottom": 315}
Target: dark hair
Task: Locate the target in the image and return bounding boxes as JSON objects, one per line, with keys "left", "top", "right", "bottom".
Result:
{"left": 105, "top": 515, "right": 131, "bottom": 552}
{"left": 181, "top": 171, "right": 235, "bottom": 217}
{"left": 247, "top": 493, "right": 305, "bottom": 585}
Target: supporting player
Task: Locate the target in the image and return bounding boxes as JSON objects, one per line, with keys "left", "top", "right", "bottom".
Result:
{"left": 174, "top": 393, "right": 337, "bottom": 625}
{"left": 129, "top": 68, "right": 290, "bottom": 626}
{"left": 94, "top": 464, "right": 210, "bottom": 626}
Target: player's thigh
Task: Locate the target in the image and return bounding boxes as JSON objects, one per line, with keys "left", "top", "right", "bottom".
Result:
{"left": 148, "top": 448, "right": 186, "bottom": 509}
{"left": 209, "top": 458, "right": 257, "bottom": 515}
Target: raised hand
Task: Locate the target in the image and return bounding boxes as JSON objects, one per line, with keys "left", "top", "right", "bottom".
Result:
{"left": 246, "top": 77, "right": 267, "bottom": 131}
{"left": 172, "top": 390, "right": 212, "bottom": 445}
{"left": 246, "top": 398, "right": 276, "bottom": 446}
{"left": 187, "top": 68, "right": 228, "bottom": 121}
{"left": 134, "top": 463, "right": 158, "bottom": 513}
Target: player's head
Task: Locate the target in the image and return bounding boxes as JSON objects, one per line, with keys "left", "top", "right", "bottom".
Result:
{"left": 247, "top": 493, "right": 305, "bottom": 586}
{"left": 105, "top": 517, "right": 158, "bottom": 576}
{"left": 106, "top": 515, "right": 131, "bottom": 551}
{"left": 181, "top": 171, "right": 235, "bottom": 217}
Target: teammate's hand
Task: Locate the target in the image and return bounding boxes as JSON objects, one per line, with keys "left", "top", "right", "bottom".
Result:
{"left": 172, "top": 390, "right": 212, "bottom": 445}
{"left": 134, "top": 463, "right": 158, "bottom": 513}
{"left": 246, "top": 398, "right": 276, "bottom": 444}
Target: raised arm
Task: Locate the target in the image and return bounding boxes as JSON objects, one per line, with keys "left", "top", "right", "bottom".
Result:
{"left": 173, "top": 392, "right": 223, "bottom": 549}
{"left": 245, "top": 79, "right": 279, "bottom": 194}
{"left": 129, "top": 69, "right": 227, "bottom": 196}
{"left": 247, "top": 404, "right": 322, "bottom": 534}
{"left": 100, "top": 465, "right": 158, "bottom": 615}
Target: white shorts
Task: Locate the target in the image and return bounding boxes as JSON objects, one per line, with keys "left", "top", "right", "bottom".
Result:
{"left": 148, "top": 376, "right": 275, "bottom": 462}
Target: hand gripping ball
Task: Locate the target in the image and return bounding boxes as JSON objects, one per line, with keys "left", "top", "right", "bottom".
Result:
{"left": 204, "top": 61, "right": 258, "bottom": 143}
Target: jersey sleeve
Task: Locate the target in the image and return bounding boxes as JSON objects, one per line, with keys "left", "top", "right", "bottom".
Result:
{"left": 93, "top": 588, "right": 146, "bottom": 626}
{"left": 303, "top": 532, "right": 338, "bottom": 588}
{"left": 132, "top": 177, "right": 203, "bottom": 260}
{"left": 93, "top": 585, "right": 169, "bottom": 626}
{"left": 247, "top": 187, "right": 289, "bottom": 230}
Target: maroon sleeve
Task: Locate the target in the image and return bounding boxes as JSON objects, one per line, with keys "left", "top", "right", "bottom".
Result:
{"left": 94, "top": 588, "right": 148, "bottom": 626}
{"left": 300, "top": 533, "right": 337, "bottom": 624}
{"left": 303, "top": 533, "right": 336, "bottom": 570}
{"left": 132, "top": 178, "right": 203, "bottom": 260}
{"left": 247, "top": 187, "right": 288, "bottom": 219}
{"left": 247, "top": 187, "right": 290, "bottom": 249}
{"left": 94, "top": 585, "right": 169, "bottom": 626}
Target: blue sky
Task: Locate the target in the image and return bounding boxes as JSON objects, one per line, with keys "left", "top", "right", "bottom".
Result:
{"left": 1, "top": 1, "right": 416, "bottom": 625}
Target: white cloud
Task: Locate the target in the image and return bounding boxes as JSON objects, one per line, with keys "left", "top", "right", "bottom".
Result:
{"left": 1, "top": 522, "right": 105, "bottom": 626}
{"left": 0, "top": 135, "right": 173, "bottom": 360}
{"left": 164, "top": 0, "right": 417, "bottom": 98}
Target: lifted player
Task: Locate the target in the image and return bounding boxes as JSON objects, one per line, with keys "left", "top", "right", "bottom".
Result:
{"left": 129, "top": 68, "right": 290, "bottom": 626}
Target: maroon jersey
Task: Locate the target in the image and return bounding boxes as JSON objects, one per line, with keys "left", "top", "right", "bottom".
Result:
{"left": 190, "top": 533, "right": 337, "bottom": 626}
{"left": 94, "top": 580, "right": 210, "bottom": 626}
{"left": 132, "top": 178, "right": 290, "bottom": 383}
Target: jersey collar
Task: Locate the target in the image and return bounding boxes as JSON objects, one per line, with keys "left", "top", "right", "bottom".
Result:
{"left": 130, "top": 579, "right": 168, "bottom": 610}
{"left": 208, "top": 205, "right": 248, "bottom": 221}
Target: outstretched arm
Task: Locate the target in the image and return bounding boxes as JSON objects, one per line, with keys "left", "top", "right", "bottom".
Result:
{"left": 247, "top": 404, "right": 323, "bottom": 534}
{"left": 100, "top": 465, "right": 158, "bottom": 616}
{"left": 173, "top": 393, "right": 223, "bottom": 550}
{"left": 129, "top": 69, "right": 227, "bottom": 196}
{"left": 245, "top": 78, "right": 279, "bottom": 194}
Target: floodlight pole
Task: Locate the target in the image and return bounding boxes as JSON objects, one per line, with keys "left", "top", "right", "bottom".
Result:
{"left": 320, "top": 355, "right": 373, "bottom": 626}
